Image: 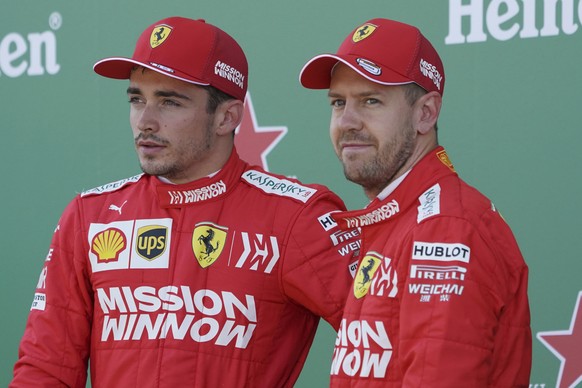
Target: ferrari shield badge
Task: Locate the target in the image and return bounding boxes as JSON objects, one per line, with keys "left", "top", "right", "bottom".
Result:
{"left": 150, "top": 24, "right": 172, "bottom": 48}
{"left": 352, "top": 23, "right": 377, "bottom": 43}
{"left": 354, "top": 252, "right": 382, "bottom": 299}
{"left": 192, "top": 222, "right": 228, "bottom": 268}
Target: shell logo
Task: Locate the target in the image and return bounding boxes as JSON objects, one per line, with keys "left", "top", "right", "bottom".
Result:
{"left": 91, "top": 228, "right": 127, "bottom": 263}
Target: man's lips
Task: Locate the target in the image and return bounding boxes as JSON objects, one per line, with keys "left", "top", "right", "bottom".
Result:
{"left": 136, "top": 140, "right": 166, "bottom": 155}
{"left": 340, "top": 142, "right": 373, "bottom": 151}
{"left": 137, "top": 140, "right": 165, "bottom": 147}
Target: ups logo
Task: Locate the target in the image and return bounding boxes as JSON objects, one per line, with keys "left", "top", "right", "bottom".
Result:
{"left": 136, "top": 225, "right": 168, "bottom": 261}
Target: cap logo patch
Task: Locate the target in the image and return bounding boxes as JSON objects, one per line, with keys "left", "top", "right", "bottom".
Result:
{"left": 352, "top": 23, "right": 377, "bottom": 42}
{"left": 419, "top": 58, "right": 443, "bottom": 91}
{"left": 192, "top": 222, "right": 228, "bottom": 268}
{"left": 150, "top": 24, "right": 172, "bottom": 48}
{"left": 356, "top": 58, "right": 381, "bottom": 76}
{"left": 214, "top": 60, "right": 245, "bottom": 90}
{"left": 436, "top": 149, "right": 455, "bottom": 172}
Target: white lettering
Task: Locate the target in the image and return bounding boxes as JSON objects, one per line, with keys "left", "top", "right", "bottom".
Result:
{"left": 446, "top": 0, "right": 581, "bottom": 44}
{"left": 97, "top": 286, "right": 258, "bottom": 348}
{"left": 0, "top": 30, "right": 60, "bottom": 77}
{"left": 332, "top": 319, "right": 392, "bottom": 378}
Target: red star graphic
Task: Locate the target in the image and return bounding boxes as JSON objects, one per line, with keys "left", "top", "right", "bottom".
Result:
{"left": 538, "top": 291, "right": 582, "bottom": 388}
{"left": 234, "top": 94, "right": 287, "bottom": 171}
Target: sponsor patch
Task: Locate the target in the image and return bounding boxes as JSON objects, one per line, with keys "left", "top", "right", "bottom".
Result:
{"left": 419, "top": 58, "right": 443, "bottom": 91}
{"left": 343, "top": 200, "right": 399, "bottom": 228}
{"left": 242, "top": 170, "right": 317, "bottom": 203}
{"left": 349, "top": 260, "right": 359, "bottom": 278}
{"left": 356, "top": 58, "right": 382, "bottom": 76}
{"left": 370, "top": 256, "right": 398, "bottom": 298}
{"left": 352, "top": 23, "right": 377, "bottom": 42}
{"left": 436, "top": 149, "right": 455, "bottom": 172}
{"left": 135, "top": 224, "right": 169, "bottom": 261}
{"left": 338, "top": 239, "right": 361, "bottom": 258}
{"left": 88, "top": 219, "right": 172, "bottom": 272}
{"left": 36, "top": 266, "right": 48, "bottom": 289}
{"left": 31, "top": 293, "right": 46, "bottom": 311}
{"left": 97, "top": 286, "right": 257, "bottom": 348}
{"left": 331, "top": 228, "right": 360, "bottom": 247}
{"left": 318, "top": 211, "right": 339, "bottom": 231}
{"left": 412, "top": 241, "right": 471, "bottom": 263}
{"left": 214, "top": 60, "right": 245, "bottom": 90}
{"left": 91, "top": 228, "right": 127, "bottom": 263}
{"left": 149, "top": 62, "right": 174, "bottom": 73}
{"left": 408, "top": 283, "right": 464, "bottom": 298}
{"left": 192, "top": 222, "right": 228, "bottom": 268}
{"left": 234, "top": 232, "right": 280, "bottom": 273}
{"left": 332, "top": 319, "right": 392, "bottom": 378}
{"left": 81, "top": 174, "right": 142, "bottom": 197}
{"left": 150, "top": 24, "right": 172, "bottom": 48}
{"left": 166, "top": 180, "right": 227, "bottom": 206}
{"left": 410, "top": 264, "right": 467, "bottom": 281}
{"left": 417, "top": 184, "right": 441, "bottom": 223}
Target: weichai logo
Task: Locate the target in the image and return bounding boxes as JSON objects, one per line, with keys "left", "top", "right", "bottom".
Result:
{"left": 0, "top": 12, "right": 61, "bottom": 78}
{"left": 97, "top": 286, "right": 257, "bottom": 349}
{"left": 136, "top": 225, "right": 167, "bottom": 261}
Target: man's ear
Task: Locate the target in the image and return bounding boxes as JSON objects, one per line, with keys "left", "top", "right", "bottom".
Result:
{"left": 215, "top": 99, "right": 244, "bottom": 136}
{"left": 414, "top": 91, "right": 442, "bottom": 135}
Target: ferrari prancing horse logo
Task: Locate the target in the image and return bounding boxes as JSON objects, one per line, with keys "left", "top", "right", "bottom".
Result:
{"left": 352, "top": 23, "right": 377, "bottom": 43}
{"left": 150, "top": 24, "right": 172, "bottom": 48}
{"left": 354, "top": 252, "right": 382, "bottom": 299}
{"left": 192, "top": 222, "right": 228, "bottom": 268}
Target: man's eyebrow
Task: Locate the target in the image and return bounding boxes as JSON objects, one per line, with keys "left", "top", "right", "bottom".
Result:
{"left": 328, "top": 90, "right": 380, "bottom": 98}
{"left": 126, "top": 87, "right": 191, "bottom": 101}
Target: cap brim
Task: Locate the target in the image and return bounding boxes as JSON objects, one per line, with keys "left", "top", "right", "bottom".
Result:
{"left": 93, "top": 57, "right": 210, "bottom": 87}
{"left": 299, "top": 54, "right": 412, "bottom": 89}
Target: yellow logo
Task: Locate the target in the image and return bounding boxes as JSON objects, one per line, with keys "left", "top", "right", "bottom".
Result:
{"left": 136, "top": 225, "right": 167, "bottom": 261}
{"left": 192, "top": 223, "right": 228, "bottom": 268}
{"left": 91, "top": 228, "right": 127, "bottom": 263}
{"left": 352, "top": 23, "right": 377, "bottom": 43}
{"left": 437, "top": 149, "right": 456, "bottom": 173}
{"left": 354, "top": 253, "right": 382, "bottom": 299}
{"left": 150, "top": 24, "right": 172, "bottom": 48}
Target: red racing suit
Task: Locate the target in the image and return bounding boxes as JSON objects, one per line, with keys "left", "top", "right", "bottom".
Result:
{"left": 11, "top": 150, "right": 360, "bottom": 388}
{"left": 329, "top": 147, "right": 531, "bottom": 387}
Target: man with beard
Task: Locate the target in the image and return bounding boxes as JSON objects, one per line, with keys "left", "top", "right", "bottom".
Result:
{"left": 300, "top": 18, "right": 532, "bottom": 386}
{"left": 11, "top": 16, "right": 359, "bottom": 387}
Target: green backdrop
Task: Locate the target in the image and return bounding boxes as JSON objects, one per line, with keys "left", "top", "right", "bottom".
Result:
{"left": 2, "top": 1, "right": 580, "bottom": 387}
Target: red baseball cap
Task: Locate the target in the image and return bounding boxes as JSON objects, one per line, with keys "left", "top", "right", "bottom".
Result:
{"left": 299, "top": 18, "right": 444, "bottom": 96}
{"left": 94, "top": 17, "right": 248, "bottom": 101}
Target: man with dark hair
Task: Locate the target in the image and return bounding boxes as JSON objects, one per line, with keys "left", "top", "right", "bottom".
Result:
{"left": 12, "top": 16, "right": 359, "bottom": 387}
{"left": 300, "top": 18, "right": 531, "bottom": 386}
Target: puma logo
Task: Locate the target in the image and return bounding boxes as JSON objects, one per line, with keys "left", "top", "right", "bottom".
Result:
{"left": 108, "top": 200, "right": 128, "bottom": 215}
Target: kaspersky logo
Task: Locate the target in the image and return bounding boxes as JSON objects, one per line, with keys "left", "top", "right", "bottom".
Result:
{"left": 150, "top": 24, "right": 172, "bottom": 48}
